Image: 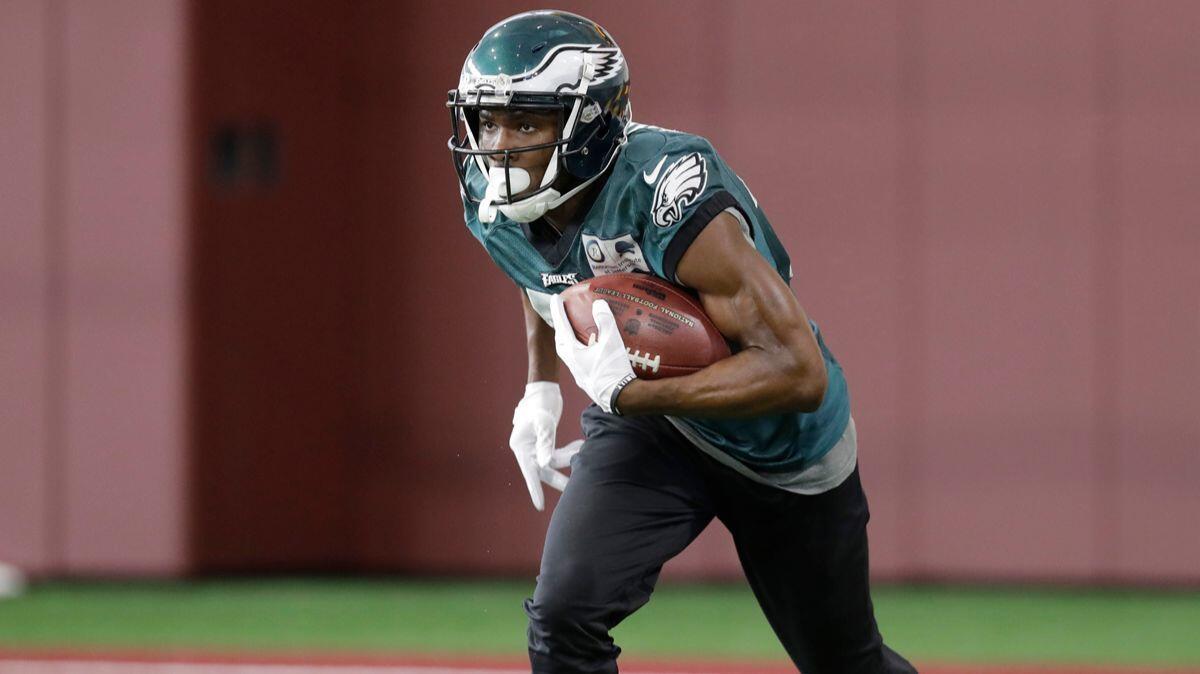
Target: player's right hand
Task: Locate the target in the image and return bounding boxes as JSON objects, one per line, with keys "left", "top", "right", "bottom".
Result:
{"left": 509, "top": 382, "right": 582, "bottom": 511}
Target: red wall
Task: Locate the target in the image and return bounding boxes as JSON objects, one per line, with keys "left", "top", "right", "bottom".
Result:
{"left": 187, "top": 1, "right": 366, "bottom": 572}
{"left": 1, "top": 0, "right": 54, "bottom": 574}
{"left": 0, "top": 0, "right": 188, "bottom": 575}
{"left": 2, "top": 0, "right": 1198, "bottom": 583}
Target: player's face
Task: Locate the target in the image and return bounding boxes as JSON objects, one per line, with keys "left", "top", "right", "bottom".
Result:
{"left": 477, "top": 108, "right": 559, "bottom": 195}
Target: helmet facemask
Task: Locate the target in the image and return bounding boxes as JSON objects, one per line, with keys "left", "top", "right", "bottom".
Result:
{"left": 448, "top": 90, "right": 612, "bottom": 224}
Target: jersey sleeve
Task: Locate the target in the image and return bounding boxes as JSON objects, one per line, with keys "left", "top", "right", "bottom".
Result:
{"left": 628, "top": 138, "right": 760, "bottom": 284}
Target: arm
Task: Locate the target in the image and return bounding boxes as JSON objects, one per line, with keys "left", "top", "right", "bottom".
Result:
{"left": 520, "top": 289, "right": 559, "bottom": 384}
{"left": 510, "top": 289, "right": 577, "bottom": 511}
{"left": 615, "top": 211, "right": 827, "bottom": 417}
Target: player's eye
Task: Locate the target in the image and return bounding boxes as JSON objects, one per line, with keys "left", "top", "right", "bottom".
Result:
{"left": 519, "top": 123, "right": 537, "bottom": 133}
{"left": 480, "top": 120, "right": 497, "bottom": 131}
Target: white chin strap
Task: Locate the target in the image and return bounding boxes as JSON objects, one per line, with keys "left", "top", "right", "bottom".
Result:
{"left": 477, "top": 158, "right": 603, "bottom": 224}
{"left": 478, "top": 173, "right": 606, "bottom": 224}
{"left": 496, "top": 190, "right": 561, "bottom": 223}
{"left": 478, "top": 166, "right": 548, "bottom": 224}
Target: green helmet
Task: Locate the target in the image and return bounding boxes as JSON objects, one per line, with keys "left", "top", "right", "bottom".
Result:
{"left": 447, "top": 10, "right": 632, "bottom": 223}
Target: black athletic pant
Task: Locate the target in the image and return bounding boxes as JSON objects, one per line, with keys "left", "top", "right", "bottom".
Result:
{"left": 525, "top": 406, "right": 917, "bottom": 674}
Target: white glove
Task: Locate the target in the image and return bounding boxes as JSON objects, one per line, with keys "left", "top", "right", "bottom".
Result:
{"left": 550, "top": 295, "right": 637, "bottom": 415}
{"left": 509, "top": 381, "right": 583, "bottom": 511}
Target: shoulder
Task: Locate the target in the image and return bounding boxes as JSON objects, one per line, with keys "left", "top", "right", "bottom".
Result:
{"left": 604, "top": 123, "right": 726, "bottom": 214}
{"left": 616, "top": 123, "right": 720, "bottom": 175}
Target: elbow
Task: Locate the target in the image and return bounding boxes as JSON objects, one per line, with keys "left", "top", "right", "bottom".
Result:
{"left": 781, "top": 362, "right": 827, "bottom": 414}
{"left": 794, "top": 376, "right": 827, "bottom": 413}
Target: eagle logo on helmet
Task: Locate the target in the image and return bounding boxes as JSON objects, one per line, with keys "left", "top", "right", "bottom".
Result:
{"left": 482, "top": 44, "right": 624, "bottom": 94}
{"left": 582, "top": 46, "right": 624, "bottom": 87}
{"left": 651, "top": 153, "right": 709, "bottom": 228}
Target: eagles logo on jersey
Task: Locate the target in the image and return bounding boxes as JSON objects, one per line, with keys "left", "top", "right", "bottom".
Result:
{"left": 651, "top": 153, "right": 709, "bottom": 228}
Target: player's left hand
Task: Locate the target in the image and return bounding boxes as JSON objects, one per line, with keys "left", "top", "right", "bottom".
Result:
{"left": 550, "top": 295, "right": 637, "bottom": 415}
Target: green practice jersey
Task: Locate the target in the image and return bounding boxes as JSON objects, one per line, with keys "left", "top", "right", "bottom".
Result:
{"left": 462, "top": 123, "right": 850, "bottom": 473}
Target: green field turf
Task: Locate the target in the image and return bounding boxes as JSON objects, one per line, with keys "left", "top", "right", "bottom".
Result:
{"left": 0, "top": 579, "right": 1197, "bottom": 667}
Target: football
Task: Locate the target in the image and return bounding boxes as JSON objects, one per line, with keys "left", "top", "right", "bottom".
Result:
{"left": 559, "top": 273, "right": 732, "bottom": 379}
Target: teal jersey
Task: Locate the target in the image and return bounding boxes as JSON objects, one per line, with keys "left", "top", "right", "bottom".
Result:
{"left": 462, "top": 123, "right": 850, "bottom": 472}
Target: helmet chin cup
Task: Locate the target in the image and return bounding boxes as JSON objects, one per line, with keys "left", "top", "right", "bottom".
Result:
{"left": 482, "top": 167, "right": 607, "bottom": 224}
{"left": 478, "top": 165, "right": 548, "bottom": 224}
{"left": 478, "top": 151, "right": 568, "bottom": 224}
{"left": 485, "top": 166, "right": 532, "bottom": 198}
{"left": 497, "top": 188, "right": 561, "bottom": 223}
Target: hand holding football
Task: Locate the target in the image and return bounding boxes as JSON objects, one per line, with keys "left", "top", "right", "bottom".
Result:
{"left": 559, "top": 273, "right": 731, "bottom": 380}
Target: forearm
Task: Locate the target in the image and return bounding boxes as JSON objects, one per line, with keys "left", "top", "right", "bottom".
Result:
{"left": 615, "top": 345, "right": 825, "bottom": 418}
{"left": 622, "top": 210, "right": 831, "bottom": 419}
{"left": 522, "top": 292, "right": 559, "bottom": 384}
{"left": 527, "top": 326, "right": 559, "bottom": 383}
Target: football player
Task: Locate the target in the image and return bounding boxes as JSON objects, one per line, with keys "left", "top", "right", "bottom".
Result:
{"left": 447, "top": 10, "right": 917, "bottom": 674}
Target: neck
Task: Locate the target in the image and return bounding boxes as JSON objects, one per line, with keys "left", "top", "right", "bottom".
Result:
{"left": 543, "top": 176, "right": 602, "bottom": 234}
